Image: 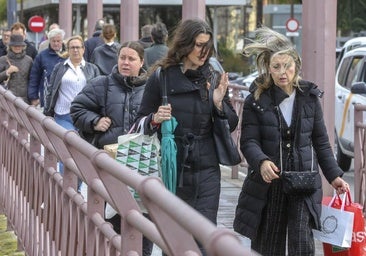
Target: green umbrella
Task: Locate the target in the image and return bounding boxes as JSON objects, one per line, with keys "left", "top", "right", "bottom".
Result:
{"left": 161, "top": 116, "right": 178, "bottom": 193}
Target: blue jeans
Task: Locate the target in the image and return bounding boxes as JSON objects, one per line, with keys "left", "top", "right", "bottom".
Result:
{"left": 54, "top": 113, "right": 81, "bottom": 190}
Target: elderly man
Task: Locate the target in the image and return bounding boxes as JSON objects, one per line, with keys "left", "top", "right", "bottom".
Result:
{"left": 38, "top": 23, "right": 60, "bottom": 52}
{"left": 28, "top": 28, "right": 66, "bottom": 107}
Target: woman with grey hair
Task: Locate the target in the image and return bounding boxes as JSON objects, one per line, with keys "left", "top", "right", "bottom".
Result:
{"left": 28, "top": 28, "right": 66, "bottom": 107}
{"left": 233, "top": 26, "right": 348, "bottom": 255}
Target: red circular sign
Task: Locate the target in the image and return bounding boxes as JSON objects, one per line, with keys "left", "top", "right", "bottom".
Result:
{"left": 286, "top": 18, "right": 300, "bottom": 32}
{"left": 28, "top": 16, "right": 45, "bottom": 33}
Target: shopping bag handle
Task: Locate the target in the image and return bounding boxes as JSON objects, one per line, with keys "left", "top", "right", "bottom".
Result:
{"left": 128, "top": 116, "right": 147, "bottom": 134}
{"left": 327, "top": 190, "right": 352, "bottom": 211}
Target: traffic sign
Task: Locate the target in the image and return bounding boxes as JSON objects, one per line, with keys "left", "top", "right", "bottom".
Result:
{"left": 28, "top": 16, "right": 45, "bottom": 33}
{"left": 285, "top": 18, "right": 300, "bottom": 33}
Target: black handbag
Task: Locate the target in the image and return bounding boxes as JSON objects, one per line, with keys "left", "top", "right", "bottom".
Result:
{"left": 208, "top": 60, "right": 241, "bottom": 166}
{"left": 276, "top": 106, "right": 317, "bottom": 195}
{"left": 281, "top": 170, "right": 317, "bottom": 195}
{"left": 212, "top": 117, "right": 242, "bottom": 166}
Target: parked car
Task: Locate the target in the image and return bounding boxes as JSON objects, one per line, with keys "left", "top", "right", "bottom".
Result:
{"left": 335, "top": 46, "right": 366, "bottom": 171}
{"left": 231, "top": 71, "right": 258, "bottom": 87}
{"left": 336, "top": 37, "right": 366, "bottom": 67}
{"left": 230, "top": 71, "right": 258, "bottom": 99}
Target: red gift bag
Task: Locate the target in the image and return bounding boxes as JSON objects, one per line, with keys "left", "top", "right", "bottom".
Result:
{"left": 322, "top": 191, "right": 366, "bottom": 256}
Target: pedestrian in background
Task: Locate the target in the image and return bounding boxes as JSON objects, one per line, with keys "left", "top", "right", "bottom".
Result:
{"left": 38, "top": 23, "right": 60, "bottom": 52}
{"left": 83, "top": 18, "right": 105, "bottom": 62}
{"left": 10, "top": 22, "right": 38, "bottom": 60}
{"left": 138, "top": 24, "right": 153, "bottom": 49}
{"left": 136, "top": 18, "right": 238, "bottom": 256}
{"left": 90, "top": 24, "right": 121, "bottom": 75}
{"left": 144, "top": 22, "right": 169, "bottom": 70}
{"left": 28, "top": 28, "right": 66, "bottom": 108}
{"left": 44, "top": 35, "right": 100, "bottom": 128}
{"left": 44, "top": 35, "right": 99, "bottom": 179}
{"left": 0, "top": 28, "right": 11, "bottom": 57}
{"left": 233, "top": 26, "right": 349, "bottom": 256}
{"left": 0, "top": 34, "right": 33, "bottom": 102}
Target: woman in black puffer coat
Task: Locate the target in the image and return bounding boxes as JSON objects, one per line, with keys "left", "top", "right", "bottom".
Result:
{"left": 136, "top": 19, "right": 239, "bottom": 256}
{"left": 70, "top": 41, "right": 146, "bottom": 149}
{"left": 70, "top": 41, "right": 154, "bottom": 256}
{"left": 233, "top": 26, "right": 349, "bottom": 256}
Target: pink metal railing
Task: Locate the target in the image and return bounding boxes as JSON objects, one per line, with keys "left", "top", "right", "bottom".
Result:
{"left": 353, "top": 104, "right": 366, "bottom": 216}
{"left": 228, "top": 83, "right": 249, "bottom": 179}
{"left": 0, "top": 86, "right": 252, "bottom": 255}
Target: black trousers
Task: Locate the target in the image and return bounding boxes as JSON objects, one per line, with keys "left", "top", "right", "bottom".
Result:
{"left": 251, "top": 179, "right": 315, "bottom": 256}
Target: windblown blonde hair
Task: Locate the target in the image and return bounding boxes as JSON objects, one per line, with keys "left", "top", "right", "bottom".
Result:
{"left": 243, "top": 26, "right": 302, "bottom": 100}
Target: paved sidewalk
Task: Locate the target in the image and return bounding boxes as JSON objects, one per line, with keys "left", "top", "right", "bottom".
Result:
{"left": 152, "top": 165, "right": 327, "bottom": 255}
{"left": 218, "top": 165, "right": 356, "bottom": 256}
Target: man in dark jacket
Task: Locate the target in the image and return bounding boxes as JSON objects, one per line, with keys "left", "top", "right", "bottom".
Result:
{"left": 0, "top": 28, "right": 11, "bottom": 57}
{"left": 138, "top": 24, "right": 153, "bottom": 49}
{"left": 83, "top": 18, "right": 105, "bottom": 62}
{"left": 144, "top": 22, "right": 169, "bottom": 69}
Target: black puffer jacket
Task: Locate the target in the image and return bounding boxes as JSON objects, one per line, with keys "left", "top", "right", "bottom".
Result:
{"left": 136, "top": 63, "right": 239, "bottom": 173}
{"left": 233, "top": 79, "right": 343, "bottom": 240}
{"left": 70, "top": 66, "right": 146, "bottom": 148}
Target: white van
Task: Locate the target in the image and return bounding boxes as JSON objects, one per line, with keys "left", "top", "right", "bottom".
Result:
{"left": 335, "top": 46, "right": 366, "bottom": 171}
{"left": 336, "top": 37, "right": 366, "bottom": 67}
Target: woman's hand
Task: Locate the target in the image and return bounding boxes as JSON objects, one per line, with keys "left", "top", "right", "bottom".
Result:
{"left": 260, "top": 160, "right": 280, "bottom": 183}
{"left": 94, "top": 116, "right": 112, "bottom": 132}
{"left": 213, "top": 72, "right": 229, "bottom": 111}
{"left": 153, "top": 104, "right": 172, "bottom": 124}
{"left": 331, "top": 177, "right": 349, "bottom": 194}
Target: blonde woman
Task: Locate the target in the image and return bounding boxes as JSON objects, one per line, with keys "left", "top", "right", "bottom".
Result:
{"left": 43, "top": 35, "right": 100, "bottom": 175}
{"left": 233, "top": 27, "right": 349, "bottom": 256}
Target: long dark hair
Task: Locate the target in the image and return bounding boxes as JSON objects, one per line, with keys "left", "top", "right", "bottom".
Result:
{"left": 159, "top": 19, "right": 214, "bottom": 70}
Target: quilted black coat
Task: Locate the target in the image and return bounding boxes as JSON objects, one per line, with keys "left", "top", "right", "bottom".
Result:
{"left": 136, "top": 64, "right": 238, "bottom": 172}
{"left": 70, "top": 66, "right": 146, "bottom": 148}
{"left": 233, "top": 79, "right": 343, "bottom": 240}
{"left": 136, "top": 63, "right": 239, "bottom": 223}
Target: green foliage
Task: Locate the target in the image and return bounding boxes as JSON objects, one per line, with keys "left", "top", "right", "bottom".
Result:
{"left": 218, "top": 45, "right": 251, "bottom": 74}
{"left": 0, "top": 0, "right": 7, "bottom": 25}
{"left": 337, "top": 0, "right": 366, "bottom": 36}
{"left": 0, "top": 215, "right": 25, "bottom": 255}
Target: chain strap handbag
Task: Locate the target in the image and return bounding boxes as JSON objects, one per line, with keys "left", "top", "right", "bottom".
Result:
{"left": 276, "top": 106, "right": 318, "bottom": 195}
{"left": 208, "top": 58, "right": 241, "bottom": 166}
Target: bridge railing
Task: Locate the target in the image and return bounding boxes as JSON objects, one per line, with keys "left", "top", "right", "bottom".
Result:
{"left": 0, "top": 86, "right": 251, "bottom": 255}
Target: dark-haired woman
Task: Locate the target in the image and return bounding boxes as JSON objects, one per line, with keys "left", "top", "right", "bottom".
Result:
{"left": 70, "top": 41, "right": 153, "bottom": 256}
{"left": 136, "top": 19, "right": 238, "bottom": 255}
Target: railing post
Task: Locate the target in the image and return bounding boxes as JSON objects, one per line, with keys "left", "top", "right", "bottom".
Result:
{"left": 354, "top": 104, "right": 365, "bottom": 206}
